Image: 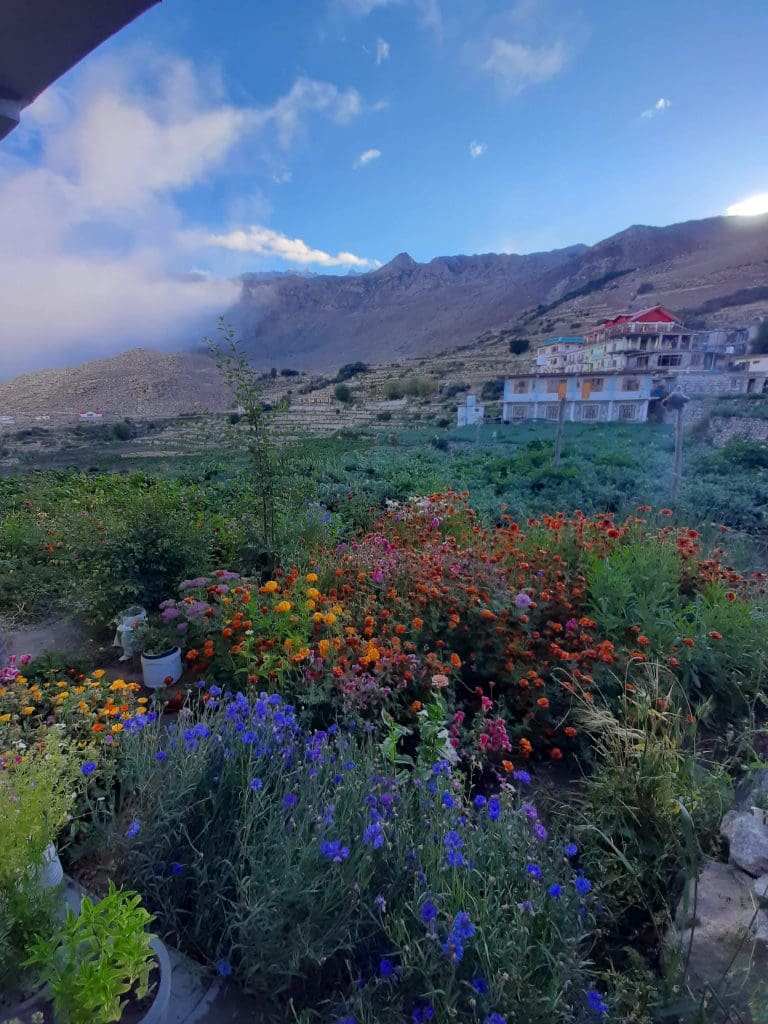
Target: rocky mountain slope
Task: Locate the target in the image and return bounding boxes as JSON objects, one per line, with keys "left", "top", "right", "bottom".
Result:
{"left": 233, "top": 214, "right": 768, "bottom": 368}
{"left": 1, "top": 213, "right": 767, "bottom": 420}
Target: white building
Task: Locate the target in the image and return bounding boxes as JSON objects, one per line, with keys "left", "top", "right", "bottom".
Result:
{"left": 457, "top": 394, "right": 485, "bottom": 427}
{"left": 0, "top": 415, "right": 15, "bottom": 425}
{"left": 79, "top": 410, "right": 104, "bottom": 422}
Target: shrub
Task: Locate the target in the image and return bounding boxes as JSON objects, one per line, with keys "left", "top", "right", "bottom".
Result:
{"left": 508, "top": 338, "right": 530, "bottom": 356}
{"left": 334, "top": 383, "right": 353, "bottom": 403}
{"left": 376, "top": 410, "right": 392, "bottom": 422}
{"left": 111, "top": 420, "right": 137, "bottom": 442}
{"left": 336, "top": 362, "right": 369, "bottom": 382}
{"left": 110, "top": 691, "right": 605, "bottom": 1022}
{"left": 636, "top": 282, "right": 654, "bottom": 296}
{"left": 280, "top": 368, "right": 300, "bottom": 377}
{"left": 480, "top": 378, "right": 505, "bottom": 401}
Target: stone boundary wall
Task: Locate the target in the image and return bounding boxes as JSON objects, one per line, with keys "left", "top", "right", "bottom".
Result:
{"left": 710, "top": 416, "right": 768, "bottom": 448}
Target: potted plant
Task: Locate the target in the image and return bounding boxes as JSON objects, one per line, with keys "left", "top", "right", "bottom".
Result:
{"left": 134, "top": 624, "right": 183, "bottom": 691}
{"left": 18, "top": 883, "right": 171, "bottom": 1024}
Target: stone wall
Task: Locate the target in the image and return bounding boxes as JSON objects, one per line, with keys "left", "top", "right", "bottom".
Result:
{"left": 711, "top": 416, "right": 768, "bottom": 448}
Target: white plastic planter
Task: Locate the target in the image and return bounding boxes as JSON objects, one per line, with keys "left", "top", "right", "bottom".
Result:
{"left": 39, "top": 842, "right": 64, "bottom": 889}
{"left": 139, "top": 938, "right": 172, "bottom": 1024}
{"left": 141, "top": 647, "right": 183, "bottom": 689}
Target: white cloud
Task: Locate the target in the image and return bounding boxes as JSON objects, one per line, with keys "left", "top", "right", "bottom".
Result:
{"left": 197, "top": 226, "right": 377, "bottom": 268}
{"left": 338, "top": 0, "right": 441, "bottom": 34}
{"left": 353, "top": 147, "right": 382, "bottom": 168}
{"left": 726, "top": 192, "right": 768, "bottom": 217}
{"left": 0, "top": 52, "right": 369, "bottom": 376}
{"left": 272, "top": 170, "right": 293, "bottom": 184}
{"left": 376, "top": 37, "right": 391, "bottom": 63}
{"left": 641, "top": 97, "right": 671, "bottom": 118}
{"left": 481, "top": 38, "right": 566, "bottom": 93}
{"left": 414, "top": 0, "right": 442, "bottom": 36}
{"left": 340, "top": 0, "right": 397, "bottom": 14}
{"left": 469, "top": 140, "right": 487, "bottom": 159}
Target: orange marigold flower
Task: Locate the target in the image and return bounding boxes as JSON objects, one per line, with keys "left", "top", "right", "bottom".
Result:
{"left": 708, "top": 630, "right": 723, "bottom": 641}
{"left": 412, "top": 617, "right": 424, "bottom": 630}
{"left": 262, "top": 580, "right": 279, "bottom": 593}
{"left": 222, "top": 628, "right": 233, "bottom": 638}
{"left": 726, "top": 592, "right": 736, "bottom": 602}
{"left": 92, "top": 723, "right": 105, "bottom": 732}
{"left": 564, "top": 726, "right": 577, "bottom": 738}
{"left": 411, "top": 700, "right": 422, "bottom": 712}
{"left": 636, "top": 635, "right": 650, "bottom": 646}
{"left": 186, "top": 650, "right": 199, "bottom": 661}
{"left": 682, "top": 637, "right": 695, "bottom": 648}
{"left": 501, "top": 760, "right": 514, "bottom": 773}
{"left": 549, "top": 747, "right": 563, "bottom": 761}
{"left": 276, "top": 601, "right": 293, "bottom": 614}
{"left": 479, "top": 609, "right": 496, "bottom": 621}
{"left": 449, "top": 653, "right": 462, "bottom": 669}
{"left": 537, "top": 697, "right": 549, "bottom": 709}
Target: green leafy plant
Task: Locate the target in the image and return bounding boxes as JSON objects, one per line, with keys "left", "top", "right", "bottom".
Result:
{"left": 24, "top": 883, "right": 156, "bottom": 1024}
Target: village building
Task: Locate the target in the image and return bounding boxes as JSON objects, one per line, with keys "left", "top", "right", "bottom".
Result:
{"left": 78, "top": 409, "right": 104, "bottom": 422}
{"left": 503, "top": 372, "right": 653, "bottom": 424}
{"left": 456, "top": 393, "right": 485, "bottom": 427}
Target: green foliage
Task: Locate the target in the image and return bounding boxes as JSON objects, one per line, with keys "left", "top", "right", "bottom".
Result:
{"left": 0, "top": 879, "right": 59, "bottom": 999}
{"left": 111, "top": 420, "right": 137, "bottom": 442}
{"left": 25, "top": 883, "right": 156, "bottom": 1024}
{"left": 753, "top": 320, "right": 768, "bottom": 354}
{"left": 480, "top": 377, "right": 505, "bottom": 401}
{"left": 335, "top": 361, "right": 369, "bottom": 382}
{"left": 577, "top": 668, "right": 730, "bottom": 950}
{"left": 333, "top": 383, "right": 353, "bottom": 403}
{"left": 383, "top": 377, "right": 437, "bottom": 400}
{"left": 508, "top": 337, "right": 530, "bottom": 355}
{"left": 0, "top": 736, "right": 81, "bottom": 887}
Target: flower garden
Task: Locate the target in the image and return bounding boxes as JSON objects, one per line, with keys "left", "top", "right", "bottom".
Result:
{"left": 2, "top": 465, "right": 768, "bottom": 1023}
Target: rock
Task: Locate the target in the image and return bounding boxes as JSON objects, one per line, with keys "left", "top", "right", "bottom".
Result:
{"left": 720, "top": 809, "right": 742, "bottom": 841}
{"left": 754, "top": 874, "right": 768, "bottom": 900}
{"left": 727, "top": 814, "right": 768, "bottom": 877}
{"left": 756, "top": 909, "right": 768, "bottom": 944}
{"left": 734, "top": 768, "right": 768, "bottom": 811}
{"left": 669, "top": 858, "right": 768, "bottom": 1014}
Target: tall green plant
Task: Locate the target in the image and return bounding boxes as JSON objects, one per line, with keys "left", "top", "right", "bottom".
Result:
{"left": 207, "top": 318, "right": 285, "bottom": 551}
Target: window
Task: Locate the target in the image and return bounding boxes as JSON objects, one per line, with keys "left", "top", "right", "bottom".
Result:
{"left": 657, "top": 353, "right": 682, "bottom": 367}
{"left": 622, "top": 378, "right": 640, "bottom": 392}
{"left": 588, "top": 377, "right": 605, "bottom": 390}
{"left": 546, "top": 378, "right": 565, "bottom": 393}
{"left": 581, "top": 404, "right": 599, "bottom": 421}
{"left": 617, "top": 404, "right": 636, "bottom": 421}
{"left": 545, "top": 404, "right": 560, "bottom": 420}
{"left": 729, "top": 378, "right": 742, "bottom": 391}
{"left": 513, "top": 379, "right": 529, "bottom": 393}
{"left": 512, "top": 404, "right": 528, "bottom": 419}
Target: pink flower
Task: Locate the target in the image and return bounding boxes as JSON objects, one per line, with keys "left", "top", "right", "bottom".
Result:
{"left": 431, "top": 673, "right": 450, "bottom": 688}
{"left": 19, "top": 654, "right": 32, "bottom": 666}
{"left": 481, "top": 695, "right": 493, "bottom": 712}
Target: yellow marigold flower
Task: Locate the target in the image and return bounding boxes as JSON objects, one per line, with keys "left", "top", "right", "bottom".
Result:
{"left": 110, "top": 680, "right": 126, "bottom": 691}
{"left": 306, "top": 600, "right": 316, "bottom": 611}
{"left": 284, "top": 638, "right": 294, "bottom": 650}
{"left": 306, "top": 588, "right": 320, "bottom": 600}
{"left": 73, "top": 686, "right": 85, "bottom": 695}
{"left": 136, "top": 707, "right": 147, "bottom": 716}
{"left": 92, "top": 669, "right": 105, "bottom": 679}
{"left": 21, "top": 706, "right": 35, "bottom": 716}
{"left": 263, "top": 580, "right": 279, "bottom": 593}
{"left": 127, "top": 683, "right": 140, "bottom": 692}
{"left": 332, "top": 605, "right": 343, "bottom": 616}
{"left": 77, "top": 702, "right": 89, "bottom": 713}
{"left": 0, "top": 713, "right": 11, "bottom": 723}
{"left": 137, "top": 697, "right": 149, "bottom": 704}
{"left": 367, "top": 646, "right": 380, "bottom": 661}
{"left": 56, "top": 681, "right": 68, "bottom": 688}
{"left": 275, "top": 601, "right": 293, "bottom": 614}
{"left": 324, "top": 613, "right": 336, "bottom": 626}
{"left": 0, "top": 688, "right": 6, "bottom": 698}
{"left": 111, "top": 723, "right": 123, "bottom": 734}
{"left": 318, "top": 639, "right": 330, "bottom": 658}
{"left": 306, "top": 572, "right": 319, "bottom": 583}
{"left": 16, "top": 675, "right": 27, "bottom": 684}
{"left": 313, "top": 612, "right": 324, "bottom": 624}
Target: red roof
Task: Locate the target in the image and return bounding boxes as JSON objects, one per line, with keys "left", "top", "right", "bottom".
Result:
{"left": 591, "top": 305, "right": 683, "bottom": 332}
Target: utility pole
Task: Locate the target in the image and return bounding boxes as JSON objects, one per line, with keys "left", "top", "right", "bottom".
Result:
{"left": 553, "top": 395, "right": 566, "bottom": 467}
{"left": 663, "top": 389, "right": 689, "bottom": 504}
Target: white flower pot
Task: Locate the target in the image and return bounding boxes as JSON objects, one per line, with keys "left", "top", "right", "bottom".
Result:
{"left": 39, "top": 842, "right": 64, "bottom": 889}
{"left": 141, "top": 647, "right": 183, "bottom": 690}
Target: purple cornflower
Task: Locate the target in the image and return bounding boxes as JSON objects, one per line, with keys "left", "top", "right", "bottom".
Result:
{"left": 374, "top": 894, "right": 386, "bottom": 911}
{"left": 208, "top": 685, "right": 222, "bottom": 697}
{"left": 81, "top": 761, "right": 96, "bottom": 776}
{"left": 534, "top": 822, "right": 549, "bottom": 842}
{"left": 513, "top": 770, "right": 531, "bottom": 784}
{"left": 521, "top": 802, "right": 538, "bottom": 820}
{"left": 412, "top": 1006, "right": 435, "bottom": 1023}
{"left": 444, "top": 830, "right": 465, "bottom": 868}
{"left": 518, "top": 899, "right": 534, "bottom": 914}
{"left": 514, "top": 592, "right": 532, "bottom": 609}
{"left": 442, "top": 911, "right": 475, "bottom": 963}
{"left": 125, "top": 820, "right": 140, "bottom": 839}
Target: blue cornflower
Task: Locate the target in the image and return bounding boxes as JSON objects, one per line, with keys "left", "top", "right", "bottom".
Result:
{"left": 473, "top": 795, "right": 487, "bottom": 807}
{"left": 125, "top": 820, "right": 140, "bottom": 839}
{"left": 548, "top": 883, "right": 563, "bottom": 899}
{"left": 320, "top": 840, "right": 350, "bottom": 862}
{"left": 472, "top": 976, "right": 489, "bottom": 994}
{"left": 565, "top": 842, "right": 579, "bottom": 857}
{"left": 586, "top": 990, "right": 609, "bottom": 1015}
{"left": 444, "top": 830, "right": 465, "bottom": 868}
{"left": 170, "top": 863, "right": 184, "bottom": 875}
{"left": 283, "top": 792, "right": 298, "bottom": 808}
{"left": 513, "top": 769, "right": 531, "bottom": 784}
{"left": 81, "top": 761, "right": 96, "bottom": 776}
{"left": 155, "top": 751, "right": 167, "bottom": 762}
{"left": 412, "top": 1007, "right": 435, "bottom": 1023}
{"left": 526, "top": 863, "right": 542, "bottom": 880}
{"left": 217, "top": 960, "right": 233, "bottom": 977}
{"left": 485, "top": 1015, "right": 507, "bottom": 1024}
{"left": 574, "top": 876, "right": 592, "bottom": 895}
{"left": 487, "top": 796, "right": 501, "bottom": 821}
{"left": 363, "top": 822, "right": 384, "bottom": 849}
{"left": 421, "top": 900, "right": 438, "bottom": 923}
{"left": 442, "top": 791, "right": 455, "bottom": 809}
{"left": 208, "top": 685, "right": 222, "bottom": 697}
{"left": 521, "top": 802, "right": 538, "bottom": 820}
{"left": 452, "top": 911, "right": 475, "bottom": 941}
{"left": 249, "top": 778, "right": 263, "bottom": 792}
{"left": 533, "top": 822, "right": 548, "bottom": 842}
{"left": 338, "top": 1017, "right": 356, "bottom": 1024}
{"left": 379, "top": 956, "right": 395, "bottom": 978}
{"left": 374, "top": 894, "right": 386, "bottom": 911}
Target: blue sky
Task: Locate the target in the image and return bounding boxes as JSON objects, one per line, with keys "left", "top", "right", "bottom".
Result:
{"left": 0, "top": 0, "right": 766, "bottom": 371}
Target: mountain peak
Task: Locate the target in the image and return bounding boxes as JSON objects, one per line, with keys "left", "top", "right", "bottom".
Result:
{"left": 378, "top": 251, "right": 417, "bottom": 273}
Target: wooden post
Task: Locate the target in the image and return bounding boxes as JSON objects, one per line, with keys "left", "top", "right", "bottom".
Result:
{"left": 553, "top": 396, "right": 566, "bottom": 467}
{"left": 671, "top": 405, "right": 684, "bottom": 504}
